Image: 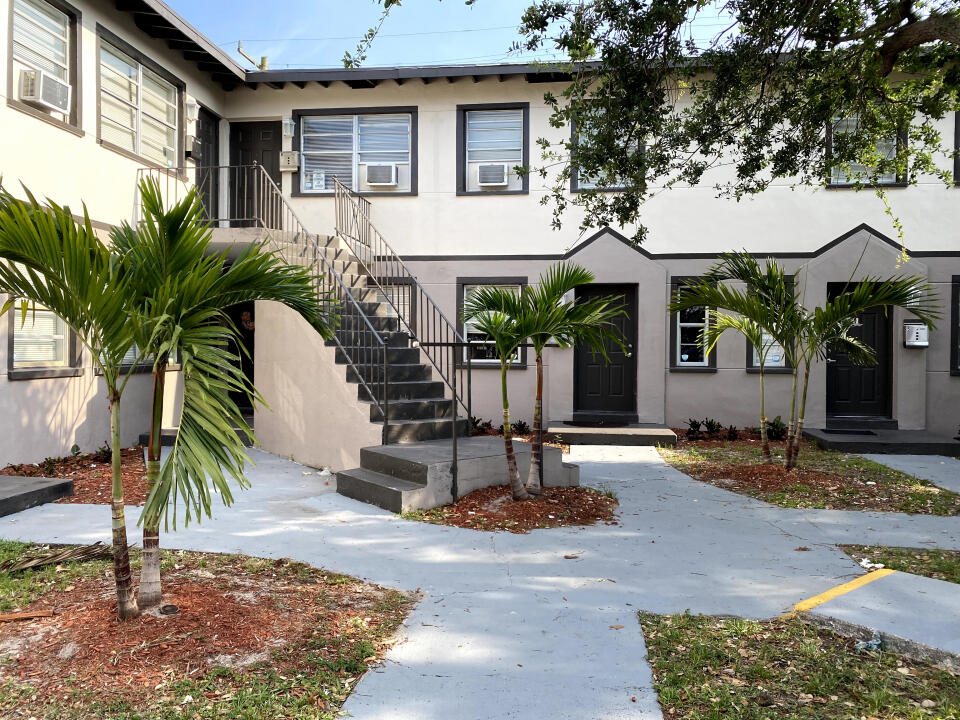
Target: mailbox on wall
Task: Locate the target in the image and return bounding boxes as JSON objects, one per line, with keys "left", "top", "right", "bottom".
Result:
{"left": 903, "top": 321, "right": 929, "bottom": 348}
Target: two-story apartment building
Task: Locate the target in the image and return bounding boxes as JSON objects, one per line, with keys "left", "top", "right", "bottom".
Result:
{"left": 1, "top": 0, "right": 958, "bottom": 469}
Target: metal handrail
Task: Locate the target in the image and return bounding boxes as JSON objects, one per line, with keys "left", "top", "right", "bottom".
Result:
{"left": 333, "top": 178, "right": 472, "bottom": 422}
{"left": 134, "top": 165, "right": 392, "bottom": 443}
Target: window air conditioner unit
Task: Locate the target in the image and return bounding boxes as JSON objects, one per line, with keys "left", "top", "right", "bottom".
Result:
{"left": 365, "top": 163, "right": 398, "bottom": 186}
{"left": 477, "top": 163, "right": 509, "bottom": 187}
{"left": 19, "top": 69, "right": 71, "bottom": 114}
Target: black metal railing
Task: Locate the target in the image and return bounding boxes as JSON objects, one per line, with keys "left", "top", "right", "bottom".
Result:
{"left": 134, "top": 165, "right": 393, "bottom": 444}
{"left": 334, "top": 178, "right": 471, "bottom": 421}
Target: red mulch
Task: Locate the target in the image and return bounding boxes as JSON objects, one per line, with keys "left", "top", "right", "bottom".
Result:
{"left": 0, "top": 555, "right": 411, "bottom": 706}
{"left": 415, "top": 484, "right": 618, "bottom": 533}
{"left": 0, "top": 446, "right": 149, "bottom": 505}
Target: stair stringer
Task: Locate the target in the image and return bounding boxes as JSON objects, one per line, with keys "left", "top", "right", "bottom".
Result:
{"left": 253, "top": 299, "right": 382, "bottom": 471}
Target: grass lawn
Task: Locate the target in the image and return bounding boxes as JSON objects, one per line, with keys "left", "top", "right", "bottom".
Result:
{"left": 0, "top": 540, "right": 414, "bottom": 719}
{"left": 639, "top": 612, "right": 960, "bottom": 719}
{"left": 841, "top": 545, "right": 960, "bottom": 585}
{"left": 658, "top": 440, "right": 960, "bottom": 515}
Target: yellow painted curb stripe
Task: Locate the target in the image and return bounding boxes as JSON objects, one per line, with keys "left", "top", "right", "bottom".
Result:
{"left": 790, "top": 569, "right": 896, "bottom": 615}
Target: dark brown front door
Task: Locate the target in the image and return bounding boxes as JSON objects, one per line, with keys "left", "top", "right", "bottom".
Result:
{"left": 195, "top": 106, "right": 220, "bottom": 221}
{"left": 228, "top": 121, "right": 281, "bottom": 226}
{"left": 825, "top": 283, "right": 893, "bottom": 418}
{"left": 573, "top": 284, "right": 637, "bottom": 423}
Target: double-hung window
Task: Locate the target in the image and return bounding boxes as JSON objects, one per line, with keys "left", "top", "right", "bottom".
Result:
{"left": 951, "top": 275, "right": 960, "bottom": 376}
{"left": 457, "top": 104, "right": 528, "bottom": 194}
{"left": 571, "top": 114, "right": 631, "bottom": 192}
{"left": 828, "top": 116, "right": 901, "bottom": 186}
{"left": 671, "top": 278, "right": 713, "bottom": 369}
{"left": 751, "top": 331, "right": 787, "bottom": 369}
{"left": 10, "top": 302, "right": 69, "bottom": 369}
{"left": 10, "top": 0, "right": 78, "bottom": 125}
{"left": 299, "top": 110, "right": 414, "bottom": 193}
{"left": 98, "top": 38, "right": 179, "bottom": 167}
{"left": 460, "top": 281, "right": 525, "bottom": 365}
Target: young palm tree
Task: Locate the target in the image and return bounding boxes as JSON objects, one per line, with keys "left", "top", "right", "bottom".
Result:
{"left": 519, "top": 263, "right": 626, "bottom": 490}
{"left": 112, "top": 178, "right": 336, "bottom": 609}
{"left": 461, "top": 289, "right": 531, "bottom": 500}
{"left": 0, "top": 188, "right": 142, "bottom": 619}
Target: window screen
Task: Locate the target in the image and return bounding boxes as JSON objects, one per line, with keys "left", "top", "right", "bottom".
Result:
{"left": 462, "top": 284, "right": 521, "bottom": 364}
{"left": 11, "top": 303, "right": 68, "bottom": 368}
{"left": 12, "top": 0, "right": 69, "bottom": 83}
{"left": 830, "top": 117, "right": 898, "bottom": 185}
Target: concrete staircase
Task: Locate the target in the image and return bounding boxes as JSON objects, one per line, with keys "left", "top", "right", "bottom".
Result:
{"left": 319, "top": 235, "right": 471, "bottom": 446}
{"left": 338, "top": 436, "right": 580, "bottom": 513}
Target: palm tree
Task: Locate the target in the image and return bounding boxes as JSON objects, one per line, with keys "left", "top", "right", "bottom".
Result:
{"left": 0, "top": 187, "right": 142, "bottom": 619}
{"left": 518, "top": 263, "right": 626, "bottom": 490}
{"left": 112, "top": 178, "right": 336, "bottom": 609}
{"left": 461, "top": 288, "right": 531, "bottom": 500}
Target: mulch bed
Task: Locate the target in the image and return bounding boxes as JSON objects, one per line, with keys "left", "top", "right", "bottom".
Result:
{"left": 471, "top": 427, "right": 571, "bottom": 454}
{"left": 408, "top": 484, "right": 618, "bottom": 533}
{"left": 0, "top": 552, "right": 412, "bottom": 710}
{"left": 0, "top": 446, "right": 149, "bottom": 506}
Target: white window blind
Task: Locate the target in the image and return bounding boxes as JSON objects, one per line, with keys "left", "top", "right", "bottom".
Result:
{"left": 99, "top": 41, "right": 178, "bottom": 167}
{"left": 12, "top": 0, "right": 69, "bottom": 84}
{"left": 11, "top": 303, "right": 68, "bottom": 368}
{"left": 753, "top": 331, "right": 786, "bottom": 369}
{"left": 300, "top": 113, "right": 411, "bottom": 192}
{"left": 830, "top": 117, "right": 898, "bottom": 185}
{"left": 463, "top": 284, "right": 521, "bottom": 364}
{"left": 676, "top": 286, "right": 709, "bottom": 367}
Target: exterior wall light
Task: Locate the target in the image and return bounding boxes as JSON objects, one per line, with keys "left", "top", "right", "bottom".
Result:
{"left": 185, "top": 100, "right": 199, "bottom": 123}
{"left": 282, "top": 117, "right": 297, "bottom": 137}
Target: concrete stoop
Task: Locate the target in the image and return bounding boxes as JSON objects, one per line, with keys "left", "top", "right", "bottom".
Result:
{"left": 804, "top": 428, "right": 960, "bottom": 456}
{"left": 0, "top": 476, "right": 73, "bottom": 517}
{"left": 546, "top": 422, "right": 677, "bottom": 446}
{"left": 337, "top": 436, "right": 579, "bottom": 513}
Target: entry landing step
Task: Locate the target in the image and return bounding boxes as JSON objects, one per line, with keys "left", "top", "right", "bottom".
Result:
{"left": 546, "top": 422, "right": 677, "bottom": 447}
{"left": 336, "top": 435, "right": 579, "bottom": 513}
{"left": 804, "top": 428, "right": 960, "bottom": 457}
{"left": 0, "top": 476, "right": 73, "bottom": 517}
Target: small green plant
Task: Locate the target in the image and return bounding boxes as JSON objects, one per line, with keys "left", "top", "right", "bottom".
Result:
{"left": 703, "top": 418, "right": 723, "bottom": 436}
{"left": 93, "top": 441, "right": 111, "bottom": 462}
{"left": 70, "top": 444, "right": 81, "bottom": 457}
{"left": 766, "top": 415, "right": 788, "bottom": 441}
{"left": 686, "top": 418, "right": 703, "bottom": 439}
{"left": 39, "top": 457, "right": 57, "bottom": 476}
{"left": 596, "top": 484, "right": 618, "bottom": 500}
{"left": 726, "top": 425, "right": 739, "bottom": 441}
{"left": 511, "top": 420, "right": 531, "bottom": 436}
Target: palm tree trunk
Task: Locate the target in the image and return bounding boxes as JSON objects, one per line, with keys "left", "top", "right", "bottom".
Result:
{"left": 501, "top": 361, "right": 529, "bottom": 501}
{"left": 109, "top": 390, "right": 139, "bottom": 620}
{"left": 526, "top": 351, "right": 544, "bottom": 492}
{"left": 759, "top": 363, "right": 772, "bottom": 464}
{"left": 784, "top": 362, "right": 800, "bottom": 469}
{"left": 138, "top": 364, "right": 166, "bottom": 610}
{"left": 787, "top": 361, "right": 811, "bottom": 471}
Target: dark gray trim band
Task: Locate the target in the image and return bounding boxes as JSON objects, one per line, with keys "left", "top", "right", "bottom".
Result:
{"left": 951, "top": 275, "right": 959, "bottom": 377}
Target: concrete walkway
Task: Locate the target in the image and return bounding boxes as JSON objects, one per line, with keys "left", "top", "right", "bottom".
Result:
{"left": 1, "top": 447, "right": 958, "bottom": 719}
{"left": 862, "top": 453, "right": 960, "bottom": 494}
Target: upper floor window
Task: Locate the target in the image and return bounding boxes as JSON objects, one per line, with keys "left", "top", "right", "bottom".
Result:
{"left": 98, "top": 36, "right": 180, "bottom": 168}
{"left": 9, "top": 0, "right": 79, "bottom": 127}
{"left": 670, "top": 277, "right": 715, "bottom": 371}
{"left": 298, "top": 110, "right": 415, "bottom": 194}
{"left": 10, "top": 302, "right": 69, "bottom": 368}
{"left": 570, "top": 116, "right": 632, "bottom": 192}
{"left": 828, "top": 117, "right": 902, "bottom": 186}
{"left": 456, "top": 104, "right": 529, "bottom": 195}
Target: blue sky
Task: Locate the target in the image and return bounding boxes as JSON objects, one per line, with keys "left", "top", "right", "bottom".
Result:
{"left": 163, "top": 0, "right": 551, "bottom": 70}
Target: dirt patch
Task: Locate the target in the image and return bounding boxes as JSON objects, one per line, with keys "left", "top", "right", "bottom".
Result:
{"left": 659, "top": 438, "right": 960, "bottom": 515}
{"left": 0, "top": 446, "right": 149, "bottom": 506}
{"left": 0, "top": 552, "right": 414, "bottom": 716}
{"left": 405, "top": 484, "right": 618, "bottom": 533}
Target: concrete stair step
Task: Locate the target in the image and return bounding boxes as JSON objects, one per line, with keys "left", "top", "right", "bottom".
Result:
{"left": 336, "top": 467, "right": 427, "bottom": 513}
{"left": 346, "top": 363, "right": 432, "bottom": 384}
{"left": 385, "top": 417, "right": 471, "bottom": 444}
{"left": 332, "top": 345, "right": 419, "bottom": 365}
{"left": 366, "top": 397, "right": 453, "bottom": 422}
{"left": 363, "top": 380, "right": 445, "bottom": 401}
{"left": 340, "top": 315, "right": 399, "bottom": 332}
{"left": 0, "top": 475, "right": 74, "bottom": 517}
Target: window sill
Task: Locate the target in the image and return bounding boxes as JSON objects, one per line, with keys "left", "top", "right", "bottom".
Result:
{"left": 746, "top": 367, "right": 793, "bottom": 375}
{"left": 97, "top": 139, "right": 185, "bottom": 179}
{"left": 825, "top": 182, "right": 908, "bottom": 190}
{"left": 669, "top": 366, "right": 717, "bottom": 373}
{"left": 456, "top": 189, "right": 528, "bottom": 197}
{"left": 7, "top": 367, "right": 84, "bottom": 381}
{"left": 457, "top": 362, "right": 527, "bottom": 371}
{"left": 570, "top": 186, "right": 626, "bottom": 194}
{"left": 94, "top": 363, "right": 182, "bottom": 376}
{"left": 291, "top": 189, "right": 417, "bottom": 198}
{"left": 6, "top": 100, "right": 83, "bottom": 137}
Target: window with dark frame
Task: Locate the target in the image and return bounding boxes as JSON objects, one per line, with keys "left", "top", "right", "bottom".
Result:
{"left": 827, "top": 116, "right": 904, "bottom": 186}
{"left": 745, "top": 278, "right": 794, "bottom": 373}
{"left": 456, "top": 277, "right": 527, "bottom": 367}
{"left": 951, "top": 275, "right": 960, "bottom": 377}
{"left": 569, "top": 117, "right": 632, "bottom": 193}
{"left": 456, "top": 104, "right": 529, "bottom": 195}
{"left": 669, "top": 277, "right": 716, "bottom": 371}
{"left": 298, "top": 111, "right": 413, "bottom": 194}
{"left": 7, "top": 0, "right": 81, "bottom": 129}
{"left": 7, "top": 300, "right": 81, "bottom": 378}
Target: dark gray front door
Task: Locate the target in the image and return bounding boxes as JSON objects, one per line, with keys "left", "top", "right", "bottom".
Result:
{"left": 573, "top": 284, "right": 637, "bottom": 422}
{"left": 825, "top": 283, "right": 893, "bottom": 418}
{"left": 195, "top": 106, "right": 220, "bottom": 221}
{"left": 229, "top": 121, "right": 281, "bottom": 226}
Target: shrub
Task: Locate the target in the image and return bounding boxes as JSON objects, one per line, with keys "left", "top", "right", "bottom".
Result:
{"left": 511, "top": 420, "right": 531, "bottom": 435}
{"left": 704, "top": 418, "right": 723, "bottom": 436}
{"left": 726, "top": 425, "right": 739, "bottom": 441}
{"left": 767, "top": 415, "right": 788, "bottom": 441}
{"left": 686, "top": 418, "right": 703, "bottom": 440}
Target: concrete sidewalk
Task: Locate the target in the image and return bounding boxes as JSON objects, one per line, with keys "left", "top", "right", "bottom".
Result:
{"left": 0, "top": 446, "right": 957, "bottom": 719}
{"left": 862, "top": 454, "right": 960, "bottom": 494}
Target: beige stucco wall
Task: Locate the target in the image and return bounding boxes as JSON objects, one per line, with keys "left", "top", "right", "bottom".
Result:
{"left": 253, "top": 300, "right": 382, "bottom": 471}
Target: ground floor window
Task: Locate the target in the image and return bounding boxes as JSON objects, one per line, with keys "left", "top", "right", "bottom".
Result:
{"left": 670, "top": 277, "right": 714, "bottom": 370}
{"left": 10, "top": 302, "right": 69, "bottom": 368}
{"left": 456, "top": 277, "right": 527, "bottom": 367}
{"left": 748, "top": 331, "right": 789, "bottom": 371}
{"left": 952, "top": 275, "right": 960, "bottom": 376}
